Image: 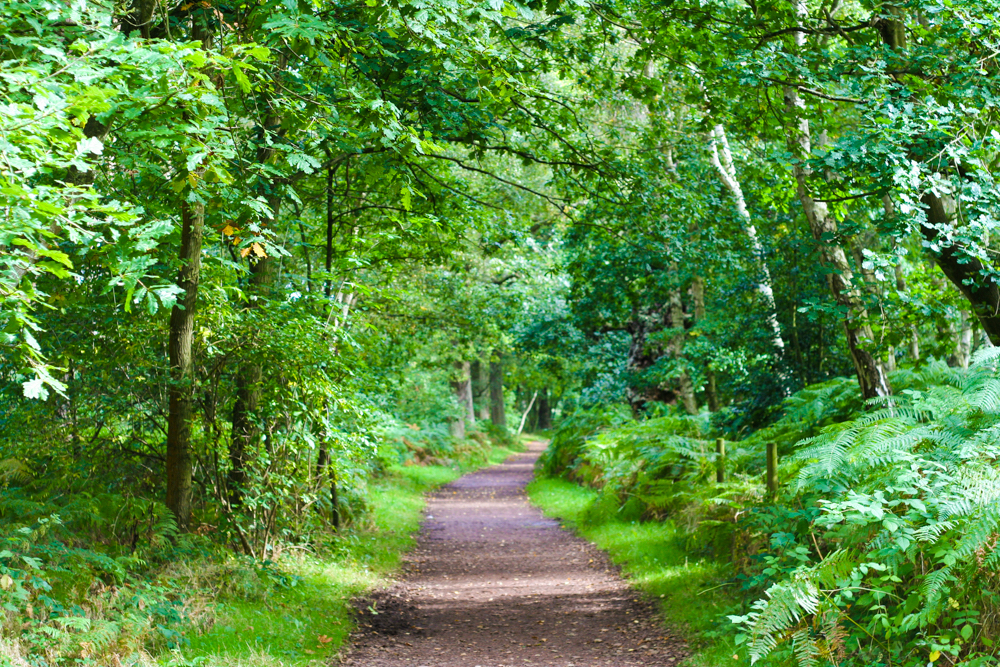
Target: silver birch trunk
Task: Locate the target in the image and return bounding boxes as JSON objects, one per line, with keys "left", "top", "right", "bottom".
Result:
{"left": 708, "top": 123, "right": 787, "bottom": 362}
{"left": 784, "top": 0, "right": 891, "bottom": 400}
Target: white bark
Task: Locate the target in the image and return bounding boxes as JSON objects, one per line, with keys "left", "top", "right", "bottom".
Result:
{"left": 708, "top": 123, "right": 787, "bottom": 359}
{"left": 516, "top": 391, "right": 538, "bottom": 436}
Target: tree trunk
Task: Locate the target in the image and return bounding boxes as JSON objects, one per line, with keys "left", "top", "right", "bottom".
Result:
{"left": 449, "top": 361, "right": 472, "bottom": 439}
{"left": 229, "top": 229, "right": 277, "bottom": 507}
{"left": 315, "top": 445, "right": 339, "bottom": 529}
{"left": 875, "top": 9, "right": 999, "bottom": 347}
{"left": 625, "top": 306, "right": 674, "bottom": 417}
{"left": 229, "top": 350, "right": 261, "bottom": 508}
{"left": 165, "top": 199, "right": 205, "bottom": 532}
{"left": 951, "top": 310, "right": 973, "bottom": 369}
{"left": 120, "top": 0, "right": 157, "bottom": 38}
{"left": 472, "top": 360, "right": 490, "bottom": 421}
{"left": 921, "top": 193, "right": 1000, "bottom": 344}
{"left": 784, "top": 0, "right": 891, "bottom": 400}
{"left": 459, "top": 361, "right": 475, "bottom": 425}
{"left": 489, "top": 353, "right": 506, "bottom": 430}
{"left": 691, "top": 276, "right": 720, "bottom": 412}
{"left": 165, "top": 17, "right": 213, "bottom": 532}
{"left": 536, "top": 387, "right": 552, "bottom": 430}
{"left": 669, "top": 287, "right": 698, "bottom": 415}
{"left": 709, "top": 123, "right": 788, "bottom": 364}
{"left": 892, "top": 261, "right": 921, "bottom": 362}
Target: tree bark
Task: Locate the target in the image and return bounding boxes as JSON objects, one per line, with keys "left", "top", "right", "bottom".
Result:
{"left": 875, "top": 9, "right": 999, "bottom": 346}
{"left": 315, "top": 445, "right": 339, "bottom": 529}
{"left": 669, "top": 287, "right": 698, "bottom": 415}
{"left": 165, "top": 199, "right": 205, "bottom": 531}
{"left": 536, "top": 387, "right": 552, "bottom": 430}
{"left": 449, "top": 361, "right": 473, "bottom": 439}
{"left": 691, "top": 276, "right": 720, "bottom": 412}
{"left": 228, "top": 253, "right": 273, "bottom": 507}
{"left": 489, "top": 352, "right": 506, "bottom": 430}
{"left": 708, "top": 123, "right": 788, "bottom": 363}
{"left": 784, "top": 0, "right": 891, "bottom": 400}
{"left": 921, "top": 193, "right": 1000, "bottom": 344}
{"left": 228, "top": 90, "right": 284, "bottom": 507}
{"left": 119, "top": 0, "right": 157, "bottom": 38}
{"left": 892, "top": 256, "right": 921, "bottom": 362}
{"left": 472, "top": 360, "right": 490, "bottom": 421}
{"left": 165, "top": 17, "right": 213, "bottom": 532}
{"left": 625, "top": 305, "right": 675, "bottom": 417}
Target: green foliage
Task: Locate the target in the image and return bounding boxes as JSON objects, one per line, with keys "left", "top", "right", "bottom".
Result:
{"left": 537, "top": 404, "right": 633, "bottom": 478}
{"left": 731, "top": 350, "right": 1000, "bottom": 667}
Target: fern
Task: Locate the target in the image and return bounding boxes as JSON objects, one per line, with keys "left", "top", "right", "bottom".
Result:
{"left": 740, "top": 352, "right": 1000, "bottom": 666}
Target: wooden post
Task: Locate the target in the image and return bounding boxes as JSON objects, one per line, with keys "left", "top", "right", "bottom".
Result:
{"left": 715, "top": 438, "right": 726, "bottom": 483}
{"left": 766, "top": 442, "right": 779, "bottom": 498}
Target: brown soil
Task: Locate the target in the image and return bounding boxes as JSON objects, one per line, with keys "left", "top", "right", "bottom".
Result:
{"left": 340, "top": 440, "right": 688, "bottom": 667}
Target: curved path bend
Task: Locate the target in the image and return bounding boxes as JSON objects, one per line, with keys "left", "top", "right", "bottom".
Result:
{"left": 342, "top": 440, "right": 688, "bottom": 667}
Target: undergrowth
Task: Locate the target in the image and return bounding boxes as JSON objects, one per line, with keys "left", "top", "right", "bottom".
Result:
{"left": 176, "top": 443, "right": 521, "bottom": 667}
{"left": 0, "top": 423, "right": 520, "bottom": 667}
{"left": 536, "top": 355, "right": 1000, "bottom": 667}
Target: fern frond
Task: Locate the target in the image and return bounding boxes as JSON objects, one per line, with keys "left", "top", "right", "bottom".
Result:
{"left": 0, "top": 459, "right": 32, "bottom": 485}
{"left": 792, "top": 627, "right": 819, "bottom": 667}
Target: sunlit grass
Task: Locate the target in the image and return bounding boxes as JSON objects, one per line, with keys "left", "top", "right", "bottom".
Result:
{"left": 526, "top": 477, "right": 741, "bottom": 667}
{"left": 172, "top": 444, "right": 522, "bottom": 667}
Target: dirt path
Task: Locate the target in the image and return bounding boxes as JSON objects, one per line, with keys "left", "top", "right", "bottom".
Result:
{"left": 341, "top": 441, "right": 688, "bottom": 667}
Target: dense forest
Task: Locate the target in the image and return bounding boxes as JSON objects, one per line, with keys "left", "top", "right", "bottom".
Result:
{"left": 3, "top": 0, "right": 1000, "bottom": 665}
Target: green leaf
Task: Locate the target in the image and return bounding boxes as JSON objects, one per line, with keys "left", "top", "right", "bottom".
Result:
{"left": 232, "top": 62, "right": 252, "bottom": 93}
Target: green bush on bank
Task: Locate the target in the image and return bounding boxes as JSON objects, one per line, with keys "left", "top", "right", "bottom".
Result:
{"left": 539, "top": 356, "right": 1000, "bottom": 667}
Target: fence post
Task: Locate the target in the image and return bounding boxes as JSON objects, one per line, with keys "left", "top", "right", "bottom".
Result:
{"left": 715, "top": 438, "right": 726, "bottom": 483}
{"left": 766, "top": 442, "right": 779, "bottom": 498}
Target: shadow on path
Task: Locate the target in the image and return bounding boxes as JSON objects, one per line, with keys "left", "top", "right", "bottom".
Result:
{"left": 341, "top": 440, "right": 688, "bottom": 667}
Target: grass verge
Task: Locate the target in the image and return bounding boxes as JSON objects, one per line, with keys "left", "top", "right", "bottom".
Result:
{"left": 526, "top": 476, "right": 741, "bottom": 667}
{"left": 169, "top": 443, "right": 522, "bottom": 667}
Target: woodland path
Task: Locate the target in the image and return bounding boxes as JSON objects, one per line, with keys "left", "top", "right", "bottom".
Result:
{"left": 341, "top": 440, "right": 688, "bottom": 667}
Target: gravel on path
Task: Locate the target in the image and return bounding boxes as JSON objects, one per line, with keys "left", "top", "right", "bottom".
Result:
{"left": 340, "top": 440, "right": 688, "bottom": 667}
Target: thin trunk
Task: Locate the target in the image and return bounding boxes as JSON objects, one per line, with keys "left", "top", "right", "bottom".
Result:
{"left": 229, "top": 204, "right": 278, "bottom": 507}
{"left": 952, "top": 310, "right": 973, "bottom": 369}
{"left": 315, "top": 444, "right": 339, "bottom": 529}
{"left": 517, "top": 391, "right": 539, "bottom": 436}
{"left": 709, "top": 123, "right": 787, "bottom": 363}
{"left": 229, "top": 86, "right": 285, "bottom": 507}
{"left": 449, "top": 361, "right": 473, "bottom": 439}
{"left": 472, "top": 360, "right": 490, "bottom": 421}
{"left": 691, "top": 276, "right": 720, "bottom": 412}
{"left": 166, "top": 198, "right": 205, "bottom": 531}
{"left": 784, "top": 0, "right": 890, "bottom": 400}
{"left": 536, "top": 388, "right": 552, "bottom": 430}
{"left": 669, "top": 287, "right": 698, "bottom": 415}
{"left": 893, "top": 262, "right": 920, "bottom": 362}
{"left": 166, "top": 17, "right": 212, "bottom": 531}
{"left": 791, "top": 308, "right": 806, "bottom": 385}
{"left": 489, "top": 352, "right": 506, "bottom": 430}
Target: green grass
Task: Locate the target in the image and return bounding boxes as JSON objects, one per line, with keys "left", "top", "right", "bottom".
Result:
{"left": 170, "top": 444, "right": 522, "bottom": 667}
{"left": 526, "top": 477, "right": 742, "bottom": 667}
